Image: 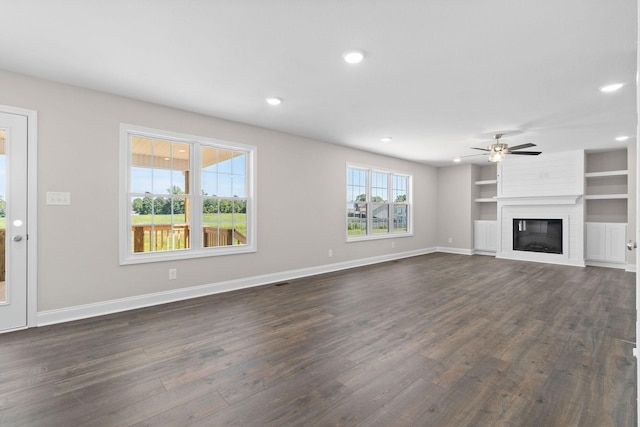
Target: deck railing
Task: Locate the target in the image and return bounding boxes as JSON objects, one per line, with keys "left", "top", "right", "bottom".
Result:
{"left": 132, "top": 225, "right": 246, "bottom": 252}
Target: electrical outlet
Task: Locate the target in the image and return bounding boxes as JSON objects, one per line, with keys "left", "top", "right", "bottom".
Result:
{"left": 169, "top": 268, "right": 177, "bottom": 280}
{"left": 391, "top": 241, "right": 395, "bottom": 248}
{"left": 328, "top": 249, "right": 333, "bottom": 258}
{"left": 448, "top": 237, "right": 453, "bottom": 243}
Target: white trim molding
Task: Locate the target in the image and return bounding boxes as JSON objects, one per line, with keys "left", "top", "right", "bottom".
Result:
{"left": 436, "top": 247, "right": 474, "bottom": 256}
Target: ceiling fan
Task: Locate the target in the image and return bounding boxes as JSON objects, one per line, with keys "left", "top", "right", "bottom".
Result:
{"left": 462, "top": 133, "right": 542, "bottom": 162}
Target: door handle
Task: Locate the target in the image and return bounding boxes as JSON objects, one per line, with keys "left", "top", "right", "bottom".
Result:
{"left": 627, "top": 240, "right": 637, "bottom": 251}
{"left": 12, "top": 235, "right": 22, "bottom": 242}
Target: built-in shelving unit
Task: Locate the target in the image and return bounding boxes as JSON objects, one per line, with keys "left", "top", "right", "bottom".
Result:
{"left": 584, "top": 150, "right": 628, "bottom": 223}
{"left": 474, "top": 179, "right": 498, "bottom": 202}
{"left": 584, "top": 149, "right": 628, "bottom": 267}
{"left": 473, "top": 165, "right": 498, "bottom": 253}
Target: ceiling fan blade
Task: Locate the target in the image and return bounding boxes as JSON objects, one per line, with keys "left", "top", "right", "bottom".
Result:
{"left": 507, "top": 143, "right": 536, "bottom": 151}
{"left": 471, "top": 147, "right": 490, "bottom": 152}
{"left": 509, "top": 151, "right": 542, "bottom": 155}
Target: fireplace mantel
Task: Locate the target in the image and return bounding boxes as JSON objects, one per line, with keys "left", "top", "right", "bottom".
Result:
{"left": 496, "top": 195, "right": 582, "bottom": 205}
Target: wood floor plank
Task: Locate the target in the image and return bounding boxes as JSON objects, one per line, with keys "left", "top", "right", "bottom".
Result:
{"left": 0, "top": 254, "right": 635, "bottom": 426}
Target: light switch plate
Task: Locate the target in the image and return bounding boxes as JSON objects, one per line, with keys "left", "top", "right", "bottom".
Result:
{"left": 46, "top": 192, "right": 71, "bottom": 205}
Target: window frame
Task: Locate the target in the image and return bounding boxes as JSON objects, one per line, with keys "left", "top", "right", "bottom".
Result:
{"left": 119, "top": 124, "right": 257, "bottom": 265}
{"left": 346, "top": 163, "right": 412, "bottom": 242}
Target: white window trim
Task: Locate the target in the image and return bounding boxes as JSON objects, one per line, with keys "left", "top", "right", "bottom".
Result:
{"left": 346, "top": 162, "right": 413, "bottom": 242}
{"left": 119, "top": 124, "right": 257, "bottom": 265}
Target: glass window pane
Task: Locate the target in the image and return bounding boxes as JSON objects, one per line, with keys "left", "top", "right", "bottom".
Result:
{"left": 218, "top": 149, "right": 233, "bottom": 174}
{"left": 232, "top": 176, "right": 246, "bottom": 197}
{"left": 372, "top": 203, "right": 389, "bottom": 234}
{"left": 393, "top": 175, "right": 408, "bottom": 203}
{"left": 393, "top": 205, "right": 408, "bottom": 233}
{"left": 231, "top": 152, "right": 246, "bottom": 175}
{"left": 347, "top": 168, "right": 367, "bottom": 202}
{"left": 131, "top": 136, "right": 152, "bottom": 167}
{"left": 171, "top": 170, "right": 187, "bottom": 194}
{"left": 202, "top": 198, "right": 219, "bottom": 247}
{"left": 131, "top": 167, "right": 152, "bottom": 194}
{"left": 232, "top": 200, "right": 247, "bottom": 246}
{"left": 172, "top": 197, "right": 190, "bottom": 250}
{"left": 153, "top": 169, "right": 172, "bottom": 194}
{"left": 173, "top": 142, "right": 190, "bottom": 178}
{"left": 202, "top": 172, "right": 217, "bottom": 196}
{"left": 371, "top": 172, "right": 388, "bottom": 202}
{"left": 218, "top": 174, "right": 233, "bottom": 197}
{"left": 202, "top": 146, "right": 218, "bottom": 173}
{"left": 347, "top": 202, "right": 368, "bottom": 236}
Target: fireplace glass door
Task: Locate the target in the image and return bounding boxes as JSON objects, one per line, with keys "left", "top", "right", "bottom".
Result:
{"left": 513, "top": 219, "right": 563, "bottom": 254}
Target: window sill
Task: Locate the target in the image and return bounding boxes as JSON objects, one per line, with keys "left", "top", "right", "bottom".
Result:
{"left": 120, "top": 245, "right": 257, "bottom": 265}
{"left": 347, "top": 233, "right": 413, "bottom": 243}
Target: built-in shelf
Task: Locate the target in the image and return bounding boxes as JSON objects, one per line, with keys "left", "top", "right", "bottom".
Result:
{"left": 474, "top": 165, "right": 498, "bottom": 222}
{"left": 584, "top": 194, "right": 628, "bottom": 200}
{"left": 584, "top": 150, "right": 628, "bottom": 224}
{"left": 585, "top": 170, "right": 628, "bottom": 178}
{"left": 474, "top": 179, "right": 497, "bottom": 185}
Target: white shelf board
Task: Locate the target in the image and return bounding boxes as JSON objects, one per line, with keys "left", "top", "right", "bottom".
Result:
{"left": 584, "top": 170, "right": 628, "bottom": 178}
{"left": 474, "top": 179, "right": 497, "bottom": 185}
{"left": 475, "top": 198, "right": 498, "bottom": 203}
{"left": 584, "top": 194, "right": 628, "bottom": 200}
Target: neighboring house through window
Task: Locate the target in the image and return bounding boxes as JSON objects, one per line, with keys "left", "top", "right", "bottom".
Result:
{"left": 120, "top": 124, "right": 256, "bottom": 264}
{"left": 347, "top": 164, "right": 411, "bottom": 240}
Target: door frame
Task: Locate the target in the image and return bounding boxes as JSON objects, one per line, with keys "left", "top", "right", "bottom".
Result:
{"left": 0, "top": 104, "right": 38, "bottom": 329}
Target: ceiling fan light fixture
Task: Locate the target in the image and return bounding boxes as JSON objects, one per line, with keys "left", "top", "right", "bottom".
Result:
{"left": 488, "top": 151, "right": 504, "bottom": 162}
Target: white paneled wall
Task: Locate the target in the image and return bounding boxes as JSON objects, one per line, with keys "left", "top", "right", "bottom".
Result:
{"left": 498, "top": 151, "right": 584, "bottom": 198}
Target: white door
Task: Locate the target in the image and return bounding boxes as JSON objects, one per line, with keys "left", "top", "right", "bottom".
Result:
{"left": 0, "top": 112, "right": 28, "bottom": 331}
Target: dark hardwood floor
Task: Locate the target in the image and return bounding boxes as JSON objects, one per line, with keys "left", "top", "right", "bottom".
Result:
{"left": 0, "top": 253, "right": 636, "bottom": 426}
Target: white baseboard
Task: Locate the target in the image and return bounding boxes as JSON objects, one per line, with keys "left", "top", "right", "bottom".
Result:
{"left": 585, "top": 260, "right": 629, "bottom": 271}
{"left": 436, "top": 246, "right": 474, "bottom": 256}
{"left": 472, "top": 249, "right": 496, "bottom": 256}
{"left": 37, "top": 247, "right": 437, "bottom": 327}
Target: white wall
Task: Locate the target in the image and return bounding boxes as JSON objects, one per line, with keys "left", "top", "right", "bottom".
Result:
{"left": 436, "top": 164, "right": 473, "bottom": 250}
{"left": 0, "top": 70, "right": 438, "bottom": 314}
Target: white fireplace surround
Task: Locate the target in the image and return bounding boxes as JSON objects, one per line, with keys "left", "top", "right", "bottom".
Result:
{"left": 495, "top": 151, "right": 586, "bottom": 267}
{"left": 496, "top": 195, "right": 584, "bottom": 267}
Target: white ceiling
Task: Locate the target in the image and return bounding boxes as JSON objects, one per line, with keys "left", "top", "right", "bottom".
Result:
{"left": 1, "top": 1, "right": 636, "bottom": 166}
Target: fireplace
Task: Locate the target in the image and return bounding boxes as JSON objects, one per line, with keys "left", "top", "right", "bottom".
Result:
{"left": 513, "top": 218, "right": 563, "bottom": 254}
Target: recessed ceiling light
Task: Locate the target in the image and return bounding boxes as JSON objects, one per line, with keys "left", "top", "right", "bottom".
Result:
{"left": 266, "top": 97, "right": 282, "bottom": 106}
{"left": 599, "top": 83, "right": 624, "bottom": 93}
{"left": 453, "top": 157, "right": 462, "bottom": 163}
{"left": 381, "top": 136, "right": 392, "bottom": 142}
{"left": 615, "top": 135, "right": 629, "bottom": 141}
{"left": 343, "top": 49, "right": 365, "bottom": 64}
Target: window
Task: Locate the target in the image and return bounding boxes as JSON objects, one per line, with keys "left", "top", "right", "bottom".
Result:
{"left": 347, "top": 164, "right": 411, "bottom": 240}
{"left": 120, "top": 124, "right": 256, "bottom": 264}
